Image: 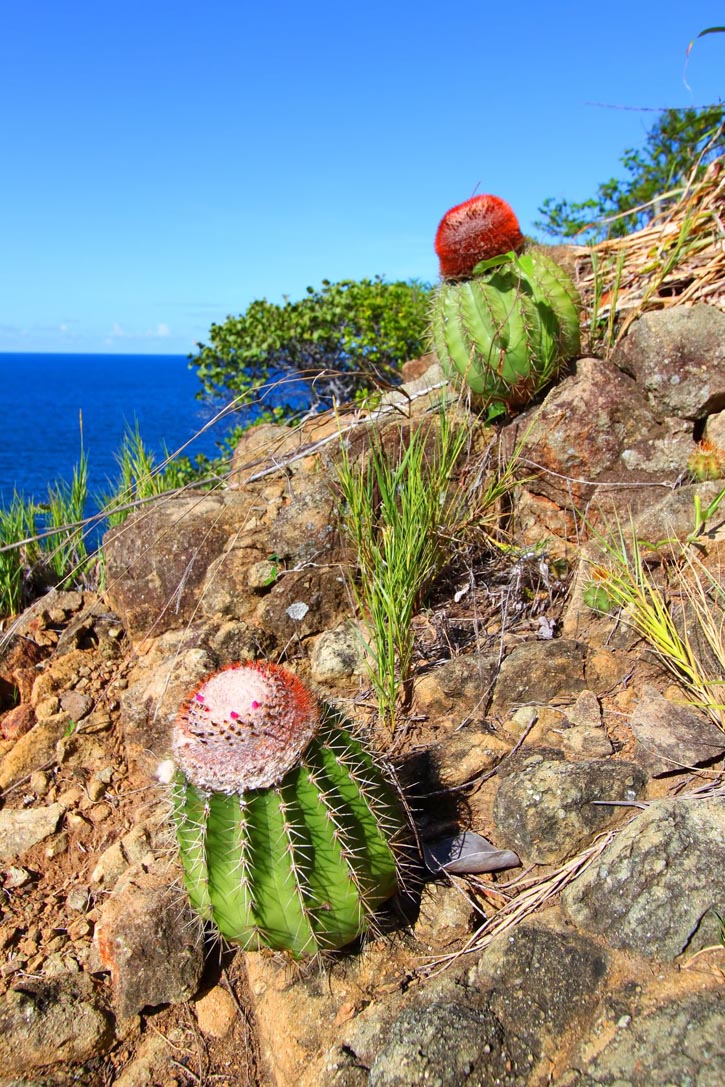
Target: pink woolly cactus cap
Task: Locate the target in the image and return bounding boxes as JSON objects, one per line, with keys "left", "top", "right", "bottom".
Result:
{"left": 172, "top": 661, "right": 321, "bottom": 792}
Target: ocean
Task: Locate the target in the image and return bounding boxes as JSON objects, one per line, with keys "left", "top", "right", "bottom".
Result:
{"left": 0, "top": 352, "right": 227, "bottom": 514}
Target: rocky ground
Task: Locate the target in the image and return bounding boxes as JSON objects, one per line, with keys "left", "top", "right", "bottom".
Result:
{"left": 1, "top": 303, "right": 724, "bottom": 1086}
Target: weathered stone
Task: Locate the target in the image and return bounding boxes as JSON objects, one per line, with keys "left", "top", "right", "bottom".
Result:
{"left": 197, "top": 542, "right": 268, "bottom": 619}
{"left": 612, "top": 304, "right": 725, "bottom": 420}
{"left": 558, "top": 988, "right": 725, "bottom": 1086}
{"left": 91, "top": 824, "right": 152, "bottom": 888}
{"left": 468, "top": 921, "right": 609, "bottom": 1072}
{"left": 255, "top": 568, "right": 348, "bottom": 645}
{"left": 490, "top": 640, "right": 588, "bottom": 718}
{"left": 629, "top": 687, "right": 725, "bottom": 776}
{"left": 0, "top": 975, "right": 113, "bottom": 1075}
{"left": 247, "top": 558, "right": 280, "bottom": 590}
{"left": 229, "top": 420, "right": 305, "bottom": 485}
{"left": 368, "top": 999, "right": 507, "bottom": 1087}
{"left": 0, "top": 634, "right": 46, "bottom": 705}
{"left": 427, "top": 724, "right": 510, "bottom": 789}
{"left": 94, "top": 863, "right": 204, "bottom": 1018}
{"left": 562, "top": 796, "right": 725, "bottom": 959}
{"left": 413, "top": 883, "right": 476, "bottom": 953}
{"left": 194, "top": 985, "right": 238, "bottom": 1038}
{"left": 113, "top": 1032, "right": 179, "bottom": 1087}
{"left": 566, "top": 689, "right": 602, "bottom": 729}
{"left": 0, "top": 803, "right": 64, "bottom": 861}
{"left": 103, "top": 492, "right": 261, "bottom": 641}
{"left": 503, "top": 357, "right": 667, "bottom": 505}
{"left": 30, "top": 648, "right": 94, "bottom": 707}
{"left": 703, "top": 405, "right": 725, "bottom": 448}
{"left": 413, "top": 655, "right": 498, "bottom": 720}
{"left": 561, "top": 692, "right": 613, "bottom": 758}
{"left": 59, "top": 689, "right": 94, "bottom": 722}
{"left": 0, "top": 701, "right": 36, "bottom": 740}
{"left": 119, "top": 630, "right": 216, "bottom": 776}
{"left": 493, "top": 755, "right": 647, "bottom": 865}
{"left": 268, "top": 479, "right": 337, "bottom": 564}
{"left": 630, "top": 479, "right": 725, "bottom": 547}
{"left": 310, "top": 623, "right": 366, "bottom": 683}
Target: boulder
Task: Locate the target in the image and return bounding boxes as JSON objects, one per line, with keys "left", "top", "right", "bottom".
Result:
{"left": 563, "top": 796, "right": 725, "bottom": 958}
{"left": 611, "top": 304, "right": 725, "bottom": 420}
{"left": 493, "top": 755, "right": 646, "bottom": 865}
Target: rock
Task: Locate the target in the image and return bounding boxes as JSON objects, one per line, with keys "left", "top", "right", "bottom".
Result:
{"left": 0, "top": 803, "right": 64, "bottom": 861}
{"left": 30, "top": 648, "right": 94, "bottom": 706}
{"left": 268, "top": 479, "right": 337, "bottom": 564}
{"left": 490, "top": 640, "right": 588, "bottom": 718}
{"left": 629, "top": 687, "right": 725, "bottom": 776}
{"left": 413, "top": 655, "right": 498, "bottom": 720}
{"left": 247, "top": 558, "right": 280, "bottom": 590}
{"left": 704, "top": 405, "right": 725, "bottom": 447}
{"left": 368, "top": 999, "right": 507, "bottom": 1087}
{"left": 229, "top": 420, "right": 305, "bottom": 485}
{"left": 194, "top": 985, "right": 238, "bottom": 1038}
{"left": 310, "top": 623, "right": 366, "bottom": 683}
{"left": 0, "top": 702, "right": 36, "bottom": 740}
{"left": 612, "top": 304, "right": 725, "bottom": 420}
{"left": 119, "top": 629, "right": 217, "bottom": 776}
{"left": 493, "top": 755, "right": 647, "bottom": 865}
{"left": 59, "top": 689, "right": 94, "bottom": 722}
{"left": 0, "top": 634, "right": 46, "bottom": 704}
{"left": 112, "top": 1032, "right": 178, "bottom": 1087}
{"left": 255, "top": 567, "right": 348, "bottom": 645}
{"left": 0, "top": 713, "right": 71, "bottom": 790}
{"left": 0, "top": 975, "right": 113, "bottom": 1076}
{"left": 558, "top": 988, "right": 725, "bottom": 1086}
{"left": 562, "top": 796, "right": 725, "bottom": 959}
{"left": 413, "top": 882, "right": 476, "bottom": 952}
{"left": 468, "top": 921, "right": 609, "bottom": 1073}
{"left": 629, "top": 480, "right": 725, "bottom": 548}
{"left": 503, "top": 358, "right": 673, "bottom": 506}
{"left": 103, "top": 492, "right": 264, "bottom": 642}
{"left": 426, "top": 724, "right": 510, "bottom": 789}
{"left": 94, "top": 863, "right": 204, "bottom": 1018}
{"left": 91, "top": 824, "right": 152, "bottom": 888}
{"left": 560, "top": 692, "right": 613, "bottom": 758}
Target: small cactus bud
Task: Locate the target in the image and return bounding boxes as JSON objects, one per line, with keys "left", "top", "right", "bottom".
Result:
{"left": 167, "top": 662, "right": 411, "bottom": 956}
{"left": 687, "top": 439, "right": 725, "bottom": 482}
{"left": 435, "top": 194, "right": 525, "bottom": 280}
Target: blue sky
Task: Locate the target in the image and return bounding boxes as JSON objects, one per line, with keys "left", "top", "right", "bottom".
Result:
{"left": 1, "top": 0, "right": 723, "bottom": 356}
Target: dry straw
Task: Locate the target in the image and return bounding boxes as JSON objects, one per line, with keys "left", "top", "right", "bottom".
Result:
{"left": 572, "top": 155, "right": 725, "bottom": 353}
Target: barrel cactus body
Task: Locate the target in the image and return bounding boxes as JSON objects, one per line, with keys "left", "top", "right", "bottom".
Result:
{"left": 431, "top": 195, "right": 581, "bottom": 411}
{"left": 165, "top": 662, "right": 407, "bottom": 956}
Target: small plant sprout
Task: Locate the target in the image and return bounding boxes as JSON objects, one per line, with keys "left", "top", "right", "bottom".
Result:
{"left": 165, "top": 661, "right": 411, "bottom": 956}
{"left": 336, "top": 405, "right": 468, "bottom": 729}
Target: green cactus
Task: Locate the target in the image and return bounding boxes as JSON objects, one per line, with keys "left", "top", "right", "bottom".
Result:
{"left": 164, "top": 662, "right": 408, "bottom": 956}
{"left": 431, "top": 247, "right": 581, "bottom": 412}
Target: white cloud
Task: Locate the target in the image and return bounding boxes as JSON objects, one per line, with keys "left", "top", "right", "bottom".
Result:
{"left": 105, "top": 321, "right": 172, "bottom": 341}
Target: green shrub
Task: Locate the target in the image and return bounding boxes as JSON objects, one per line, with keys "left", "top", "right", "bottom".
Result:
{"left": 191, "top": 276, "right": 432, "bottom": 419}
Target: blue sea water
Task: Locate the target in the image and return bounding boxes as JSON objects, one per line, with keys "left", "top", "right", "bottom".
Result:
{"left": 0, "top": 352, "right": 227, "bottom": 513}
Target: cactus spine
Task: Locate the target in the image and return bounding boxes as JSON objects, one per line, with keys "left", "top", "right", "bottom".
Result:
{"left": 166, "top": 662, "right": 407, "bottom": 956}
{"left": 431, "top": 195, "right": 581, "bottom": 411}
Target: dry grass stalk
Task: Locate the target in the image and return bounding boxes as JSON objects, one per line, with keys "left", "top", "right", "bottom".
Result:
{"left": 573, "top": 156, "right": 725, "bottom": 352}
